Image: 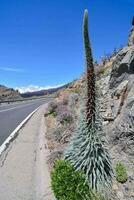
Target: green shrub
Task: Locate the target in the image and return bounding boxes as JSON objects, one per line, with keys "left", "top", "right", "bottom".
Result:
{"left": 115, "top": 162, "right": 128, "bottom": 183}
{"left": 51, "top": 160, "right": 106, "bottom": 200}
{"left": 74, "top": 87, "right": 81, "bottom": 94}
{"left": 44, "top": 101, "right": 58, "bottom": 117}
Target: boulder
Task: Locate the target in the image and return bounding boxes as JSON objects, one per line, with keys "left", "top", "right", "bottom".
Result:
{"left": 109, "top": 46, "right": 134, "bottom": 88}
{"left": 113, "top": 80, "right": 128, "bottom": 99}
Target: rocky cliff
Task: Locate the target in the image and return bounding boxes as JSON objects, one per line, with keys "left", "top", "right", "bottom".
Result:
{"left": 97, "top": 44, "right": 134, "bottom": 200}
{"left": 128, "top": 17, "right": 134, "bottom": 46}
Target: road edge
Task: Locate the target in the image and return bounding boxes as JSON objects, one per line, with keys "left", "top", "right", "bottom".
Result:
{"left": 0, "top": 106, "right": 41, "bottom": 156}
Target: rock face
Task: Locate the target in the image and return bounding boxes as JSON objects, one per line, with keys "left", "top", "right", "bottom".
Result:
{"left": 98, "top": 45, "right": 134, "bottom": 200}
{"left": 99, "top": 46, "right": 134, "bottom": 156}
{"left": 128, "top": 26, "right": 134, "bottom": 46}
{"left": 128, "top": 17, "right": 134, "bottom": 46}
{"left": 0, "top": 85, "right": 21, "bottom": 102}
{"left": 109, "top": 46, "right": 134, "bottom": 88}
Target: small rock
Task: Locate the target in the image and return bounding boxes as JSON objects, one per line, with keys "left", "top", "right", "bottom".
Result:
{"left": 117, "top": 191, "right": 124, "bottom": 199}
{"left": 103, "top": 121, "right": 109, "bottom": 125}
{"left": 113, "top": 184, "right": 118, "bottom": 191}
{"left": 129, "top": 192, "right": 134, "bottom": 197}
{"left": 117, "top": 191, "right": 124, "bottom": 200}
{"left": 129, "top": 176, "right": 134, "bottom": 181}
{"left": 103, "top": 113, "right": 114, "bottom": 121}
{"left": 124, "top": 186, "right": 129, "bottom": 192}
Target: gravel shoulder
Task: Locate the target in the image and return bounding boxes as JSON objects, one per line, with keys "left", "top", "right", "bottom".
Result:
{"left": 0, "top": 104, "right": 55, "bottom": 200}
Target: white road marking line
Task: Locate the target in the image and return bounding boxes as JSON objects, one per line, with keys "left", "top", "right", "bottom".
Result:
{"left": 0, "top": 105, "right": 41, "bottom": 156}
{"left": 0, "top": 101, "right": 42, "bottom": 113}
{"left": 0, "top": 98, "right": 43, "bottom": 109}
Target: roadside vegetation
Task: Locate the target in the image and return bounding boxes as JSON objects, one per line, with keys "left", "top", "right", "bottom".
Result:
{"left": 51, "top": 160, "right": 106, "bottom": 200}
{"left": 45, "top": 9, "right": 114, "bottom": 200}
{"left": 115, "top": 162, "right": 128, "bottom": 183}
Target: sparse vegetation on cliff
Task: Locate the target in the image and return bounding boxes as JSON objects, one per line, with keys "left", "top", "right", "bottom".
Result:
{"left": 115, "top": 163, "right": 128, "bottom": 183}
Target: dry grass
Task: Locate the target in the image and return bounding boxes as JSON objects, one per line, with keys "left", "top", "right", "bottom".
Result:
{"left": 96, "top": 60, "right": 113, "bottom": 77}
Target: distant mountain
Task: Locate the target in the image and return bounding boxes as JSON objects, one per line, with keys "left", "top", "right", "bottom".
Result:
{"left": 0, "top": 83, "right": 71, "bottom": 102}
{"left": 0, "top": 85, "right": 22, "bottom": 102}
{"left": 20, "top": 84, "right": 70, "bottom": 98}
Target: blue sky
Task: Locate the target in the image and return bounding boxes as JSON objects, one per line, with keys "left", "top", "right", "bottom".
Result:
{"left": 0, "top": 0, "right": 133, "bottom": 92}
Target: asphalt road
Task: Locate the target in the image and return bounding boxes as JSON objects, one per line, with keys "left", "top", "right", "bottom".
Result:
{"left": 0, "top": 98, "right": 52, "bottom": 146}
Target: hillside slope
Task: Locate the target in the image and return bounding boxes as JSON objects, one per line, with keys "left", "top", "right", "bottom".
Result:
{"left": 0, "top": 85, "right": 21, "bottom": 102}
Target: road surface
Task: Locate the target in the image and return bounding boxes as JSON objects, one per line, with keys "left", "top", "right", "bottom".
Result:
{"left": 0, "top": 98, "right": 52, "bottom": 146}
{"left": 0, "top": 104, "right": 55, "bottom": 200}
